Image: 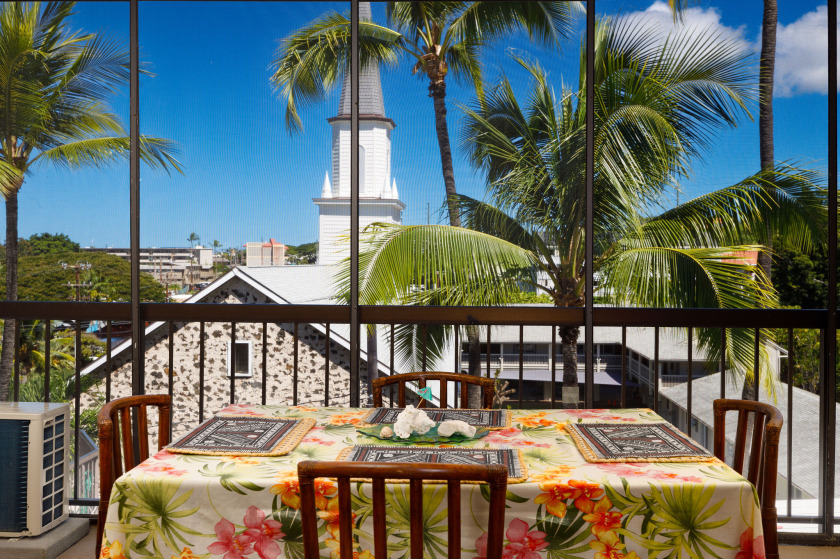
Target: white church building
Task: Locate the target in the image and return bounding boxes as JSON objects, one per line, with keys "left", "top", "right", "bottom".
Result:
{"left": 313, "top": 2, "right": 405, "bottom": 266}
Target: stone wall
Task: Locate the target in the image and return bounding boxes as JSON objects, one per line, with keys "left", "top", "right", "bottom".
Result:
{"left": 81, "top": 277, "right": 369, "bottom": 439}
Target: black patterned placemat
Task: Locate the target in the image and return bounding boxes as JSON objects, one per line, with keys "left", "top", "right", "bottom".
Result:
{"left": 167, "top": 416, "right": 315, "bottom": 456}
{"left": 363, "top": 408, "right": 511, "bottom": 429}
{"left": 567, "top": 422, "right": 713, "bottom": 462}
{"left": 337, "top": 446, "right": 527, "bottom": 482}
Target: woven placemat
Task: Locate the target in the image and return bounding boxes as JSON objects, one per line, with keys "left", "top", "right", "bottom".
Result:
{"left": 361, "top": 408, "right": 511, "bottom": 430}
{"left": 567, "top": 422, "right": 714, "bottom": 463}
{"left": 167, "top": 416, "right": 315, "bottom": 456}
{"left": 336, "top": 445, "right": 527, "bottom": 483}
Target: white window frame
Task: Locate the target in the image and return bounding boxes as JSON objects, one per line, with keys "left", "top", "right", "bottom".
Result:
{"left": 227, "top": 341, "right": 252, "bottom": 378}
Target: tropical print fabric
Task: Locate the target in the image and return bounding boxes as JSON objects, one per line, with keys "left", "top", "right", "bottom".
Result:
{"left": 102, "top": 406, "right": 764, "bottom": 559}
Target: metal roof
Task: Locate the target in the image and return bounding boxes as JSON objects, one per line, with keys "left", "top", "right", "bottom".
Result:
{"left": 337, "top": 2, "right": 386, "bottom": 118}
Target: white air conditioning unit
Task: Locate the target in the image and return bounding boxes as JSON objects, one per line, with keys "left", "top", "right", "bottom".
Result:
{"left": 0, "top": 402, "right": 70, "bottom": 536}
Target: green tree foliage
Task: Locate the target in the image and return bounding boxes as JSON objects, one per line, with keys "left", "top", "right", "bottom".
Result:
{"left": 22, "top": 233, "right": 80, "bottom": 256}
{"left": 772, "top": 242, "right": 829, "bottom": 309}
{"left": 0, "top": 251, "right": 165, "bottom": 302}
{"left": 286, "top": 242, "right": 318, "bottom": 265}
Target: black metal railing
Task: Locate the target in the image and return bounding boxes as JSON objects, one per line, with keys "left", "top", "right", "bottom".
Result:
{"left": 0, "top": 301, "right": 836, "bottom": 544}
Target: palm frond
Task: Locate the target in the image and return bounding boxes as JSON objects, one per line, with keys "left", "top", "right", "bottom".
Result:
{"left": 30, "top": 135, "right": 182, "bottom": 174}
{"left": 334, "top": 223, "right": 538, "bottom": 307}
{"left": 269, "top": 13, "right": 402, "bottom": 133}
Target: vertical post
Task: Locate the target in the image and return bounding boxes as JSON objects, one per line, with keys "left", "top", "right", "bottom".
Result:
{"left": 823, "top": 0, "right": 837, "bottom": 533}
{"left": 129, "top": 0, "right": 143, "bottom": 396}
{"left": 584, "top": 0, "right": 595, "bottom": 408}
{"left": 687, "top": 327, "right": 693, "bottom": 437}
{"left": 12, "top": 320, "right": 20, "bottom": 402}
{"left": 44, "top": 320, "right": 50, "bottom": 402}
{"left": 348, "top": 0, "right": 360, "bottom": 407}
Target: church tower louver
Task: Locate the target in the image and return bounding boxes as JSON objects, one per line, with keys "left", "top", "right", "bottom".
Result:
{"left": 314, "top": 2, "right": 404, "bottom": 266}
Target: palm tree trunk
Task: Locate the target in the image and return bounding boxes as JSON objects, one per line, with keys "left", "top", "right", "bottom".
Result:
{"left": 559, "top": 326, "right": 580, "bottom": 408}
{"left": 430, "top": 83, "right": 461, "bottom": 228}
{"left": 466, "top": 324, "right": 482, "bottom": 408}
{"left": 757, "top": 0, "right": 777, "bottom": 283}
{"left": 0, "top": 189, "right": 20, "bottom": 400}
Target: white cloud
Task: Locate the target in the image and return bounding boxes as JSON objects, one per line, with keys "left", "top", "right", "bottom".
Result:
{"left": 618, "top": 2, "right": 839, "bottom": 98}
{"left": 613, "top": 1, "right": 752, "bottom": 58}
{"left": 774, "top": 4, "right": 837, "bottom": 97}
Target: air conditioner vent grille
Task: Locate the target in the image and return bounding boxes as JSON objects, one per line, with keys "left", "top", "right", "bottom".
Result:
{"left": 0, "top": 419, "right": 29, "bottom": 533}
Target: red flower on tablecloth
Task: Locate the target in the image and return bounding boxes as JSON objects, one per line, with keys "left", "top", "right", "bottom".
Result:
{"left": 529, "top": 465, "right": 574, "bottom": 482}
{"left": 318, "top": 496, "right": 356, "bottom": 539}
{"left": 568, "top": 480, "right": 605, "bottom": 513}
{"left": 100, "top": 539, "right": 126, "bottom": 559}
{"left": 582, "top": 496, "right": 622, "bottom": 537}
{"left": 502, "top": 518, "right": 549, "bottom": 559}
{"left": 208, "top": 518, "right": 255, "bottom": 559}
{"left": 171, "top": 547, "right": 201, "bottom": 559}
{"left": 589, "top": 530, "right": 626, "bottom": 559}
{"left": 534, "top": 481, "right": 581, "bottom": 518}
{"left": 242, "top": 506, "right": 284, "bottom": 559}
{"left": 735, "top": 528, "right": 765, "bottom": 559}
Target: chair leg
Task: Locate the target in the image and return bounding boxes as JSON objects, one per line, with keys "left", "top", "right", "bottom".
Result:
{"left": 95, "top": 500, "right": 107, "bottom": 558}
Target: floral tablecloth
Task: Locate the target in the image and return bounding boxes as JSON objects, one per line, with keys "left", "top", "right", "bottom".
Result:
{"left": 102, "top": 406, "right": 763, "bottom": 559}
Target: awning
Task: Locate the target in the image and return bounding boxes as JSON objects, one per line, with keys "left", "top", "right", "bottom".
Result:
{"left": 496, "top": 369, "right": 636, "bottom": 386}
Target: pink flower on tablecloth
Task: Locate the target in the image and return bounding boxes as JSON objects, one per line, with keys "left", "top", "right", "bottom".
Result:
{"left": 242, "top": 506, "right": 284, "bottom": 559}
{"left": 135, "top": 463, "right": 187, "bottom": 476}
{"left": 735, "top": 528, "right": 765, "bottom": 559}
{"left": 301, "top": 435, "right": 334, "bottom": 446}
{"left": 594, "top": 463, "right": 648, "bottom": 477}
{"left": 474, "top": 532, "right": 488, "bottom": 559}
{"left": 208, "top": 518, "right": 255, "bottom": 559}
{"left": 503, "top": 518, "right": 548, "bottom": 559}
{"left": 485, "top": 428, "right": 523, "bottom": 444}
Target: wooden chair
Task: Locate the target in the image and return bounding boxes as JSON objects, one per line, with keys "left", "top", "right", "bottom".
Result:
{"left": 713, "top": 399, "right": 783, "bottom": 559}
{"left": 372, "top": 372, "right": 495, "bottom": 409}
{"left": 297, "top": 460, "right": 508, "bottom": 559}
{"left": 96, "top": 395, "right": 172, "bottom": 558}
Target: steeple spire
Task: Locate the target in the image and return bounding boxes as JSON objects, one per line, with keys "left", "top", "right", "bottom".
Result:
{"left": 337, "top": 2, "right": 386, "bottom": 117}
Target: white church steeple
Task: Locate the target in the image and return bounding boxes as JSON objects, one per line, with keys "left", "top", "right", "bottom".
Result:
{"left": 313, "top": 2, "right": 405, "bottom": 266}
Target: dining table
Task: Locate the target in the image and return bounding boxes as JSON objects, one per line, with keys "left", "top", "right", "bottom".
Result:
{"left": 100, "top": 404, "right": 765, "bottom": 559}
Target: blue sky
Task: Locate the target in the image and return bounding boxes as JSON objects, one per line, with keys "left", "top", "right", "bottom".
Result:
{"left": 5, "top": 0, "right": 836, "bottom": 249}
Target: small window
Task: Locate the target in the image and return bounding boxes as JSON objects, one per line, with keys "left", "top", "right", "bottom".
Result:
{"left": 227, "top": 341, "right": 252, "bottom": 378}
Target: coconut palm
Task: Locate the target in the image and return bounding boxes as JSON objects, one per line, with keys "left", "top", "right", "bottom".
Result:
{"left": 270, "top": 1, "right": 581, "bottom": 227}
{"left": 338, "top": 18, "right": 826, "bottom": 403}
{"left": 0, "top": 2, "right": 181, "bottom": 400}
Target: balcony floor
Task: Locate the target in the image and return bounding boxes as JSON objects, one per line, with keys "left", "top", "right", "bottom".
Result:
{"left": 55, "top": 521, "right": 838, "bottom": 559}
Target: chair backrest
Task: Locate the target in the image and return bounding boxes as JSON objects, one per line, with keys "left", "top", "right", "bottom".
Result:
{"left": 297, "top": 460, "right": 507, "bottom": 559}
{"left": 372, "top": 372, "right": 495, "bottom": 409}
{"left": 713, "top": 398, "right": 782, "bottom": 559}
{"left": 96, "top": 394, "right": 171, "bottom": 558}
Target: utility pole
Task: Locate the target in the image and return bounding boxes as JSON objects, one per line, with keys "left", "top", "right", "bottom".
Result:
{"left": 60, "top": 261, "right": 91, "bottom": 301}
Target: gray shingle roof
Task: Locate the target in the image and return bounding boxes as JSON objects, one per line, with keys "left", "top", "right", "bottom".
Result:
{"left": 337, "top": 2, "right": 386, "bottom": 117}
{"left": 660, "top": 373, "right": 840, "bottom": 500}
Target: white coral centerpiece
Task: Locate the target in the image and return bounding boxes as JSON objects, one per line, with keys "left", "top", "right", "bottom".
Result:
{"left": 393, "top": 405, "right": 435, "bottom": 439}
{"left": 437, "top": 420, "right": 476, "bottom": 438}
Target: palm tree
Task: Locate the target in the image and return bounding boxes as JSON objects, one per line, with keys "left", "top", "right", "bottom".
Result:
{"left": 187, "top": 232, "right": 199, "bottom": 248}
{"left": 212, "top": 239, "right": 222, "bottom": 254}
{"left": 0, "top": 2, "right": 181, "bottom": 400}
{"left": 271, "top": 1, "right": 580, "bottom": 227}
{"left": 339, "top": 18, "right": 826, "bottom": 405}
